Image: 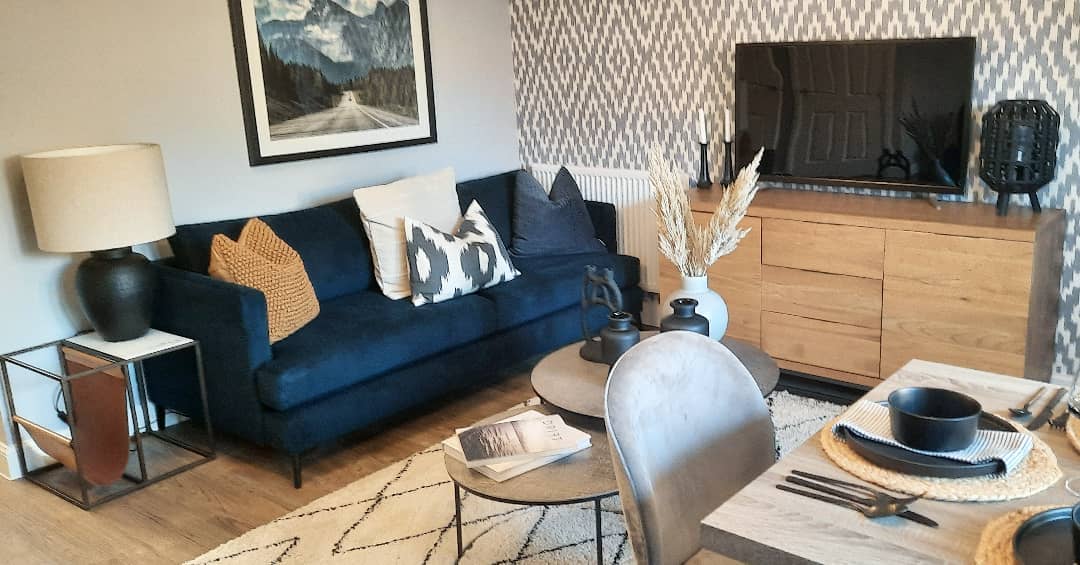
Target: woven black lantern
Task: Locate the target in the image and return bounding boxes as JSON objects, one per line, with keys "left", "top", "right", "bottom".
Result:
{"left": 978, "top": 100, "right": 1060, "bottom": 216}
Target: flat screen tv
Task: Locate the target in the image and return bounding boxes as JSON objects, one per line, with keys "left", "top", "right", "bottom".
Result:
{"left": 735, "top": 37, "right": 976, "bottom": 194}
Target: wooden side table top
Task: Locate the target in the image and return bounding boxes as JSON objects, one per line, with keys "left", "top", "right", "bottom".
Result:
{"left": 443, "top": 403, "right": 617, "bottom": 505}
{"left": 701, "top": 359, "right": 1080, "bottom": 564}
{"left": 531, "top": 332, "right": 779, "bottom": 418}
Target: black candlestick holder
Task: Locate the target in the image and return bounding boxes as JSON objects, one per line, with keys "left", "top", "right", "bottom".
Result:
{"left": 720, "top": 140, "right": 734, "bottom": 185}
{"left": 696, "top": 142, "right": 712, "bottom": 188}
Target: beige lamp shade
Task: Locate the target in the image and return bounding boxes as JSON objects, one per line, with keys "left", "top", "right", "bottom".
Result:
{"left": 21, "top": 143, "right": 175, "bottom": 253}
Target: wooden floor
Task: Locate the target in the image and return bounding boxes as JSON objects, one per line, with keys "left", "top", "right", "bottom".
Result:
{"left": 0, "top": 371, "right": 536, "bottom": 564}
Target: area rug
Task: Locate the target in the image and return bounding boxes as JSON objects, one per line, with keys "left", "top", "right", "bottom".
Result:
{"left": 188, "top": 391, "right": 844, "bottom": 565}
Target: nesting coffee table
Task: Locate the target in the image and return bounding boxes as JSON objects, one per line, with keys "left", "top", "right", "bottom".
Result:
{"left": 532, "top": 333, "right": 780, "bottom": 418}
{"left": 444, "top": 402, "right": 617, "bottom": 563}
{"left": 444, "top": 333, "right": 778, "bottom": 563}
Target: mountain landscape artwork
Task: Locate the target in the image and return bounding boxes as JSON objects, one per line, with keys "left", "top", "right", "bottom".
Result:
{"left": 229, "top": 0, "right": 436, "bottom": 165}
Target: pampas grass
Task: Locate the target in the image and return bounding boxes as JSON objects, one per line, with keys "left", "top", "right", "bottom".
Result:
{"left": 650, "top": 145, "right": 764, "bottom": 277}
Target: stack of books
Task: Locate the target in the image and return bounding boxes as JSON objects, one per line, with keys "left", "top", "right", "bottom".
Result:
{"left": 442, "top": 410, "right": 591, "bottom": 482}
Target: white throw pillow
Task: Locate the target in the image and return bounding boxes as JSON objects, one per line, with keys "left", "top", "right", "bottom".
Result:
{"left": 353, "top": 168, "right": 460, "bottom": 299}
{"left": 404, "top": 201, "right": 519, "bottom": 306}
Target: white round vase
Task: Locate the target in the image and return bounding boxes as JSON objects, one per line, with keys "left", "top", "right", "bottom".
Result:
{"left": 665, "top": 275, "right": 728, "bottom": 339}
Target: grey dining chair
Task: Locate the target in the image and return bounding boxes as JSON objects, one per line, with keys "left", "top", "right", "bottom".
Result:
{"left": 604, "top": 331, "right": 776, "bottom": 564}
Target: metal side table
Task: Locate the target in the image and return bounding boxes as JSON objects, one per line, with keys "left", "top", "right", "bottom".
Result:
{"left": 0, "top": 329, "right": 215, "bottom": 509}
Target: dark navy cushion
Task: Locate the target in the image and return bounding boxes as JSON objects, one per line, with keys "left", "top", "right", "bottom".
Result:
{"left": 477, "top": 252, "right": 641, "bottom": 329}
{"left": 255, "top": 291, "right": 497, "bottom": 411}
{"left": 510, "top": 169, "right": 607, "bottom": 258}
{"left": 455, "top": 171, "right": 516, "bottom": 246}
{"left": 169, "top": 198, "right": 374, "bottom": 301}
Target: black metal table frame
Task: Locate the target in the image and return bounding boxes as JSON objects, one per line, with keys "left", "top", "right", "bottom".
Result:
{"left": 450, "top": 480, "right": 616, "bottom": 564}
{"left": 0, "top": 333, "right": 215, "bottom": 510}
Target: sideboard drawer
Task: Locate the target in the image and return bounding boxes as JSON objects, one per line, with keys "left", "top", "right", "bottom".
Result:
{"left": 762, "top": 311, "right": 881, "bottom": 378}
{"left": 762, "top": 219, "right": 885, "bottom": 279}
{"left": 763, "top": 266, "right": 883, "bottom": 329}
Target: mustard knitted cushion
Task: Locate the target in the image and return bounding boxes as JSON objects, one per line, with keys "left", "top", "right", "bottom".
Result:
{"left": 208, "top": 218, "right": 319, "bottom": 343}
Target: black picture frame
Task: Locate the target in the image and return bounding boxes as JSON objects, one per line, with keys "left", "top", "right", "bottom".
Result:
{"left": 227, "top": 0, "right": 437, "bottom": 166}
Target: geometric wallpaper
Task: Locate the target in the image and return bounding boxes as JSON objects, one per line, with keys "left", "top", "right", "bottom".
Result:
{"left": 510, "top": 0, "right": 1079, "bottom": 376}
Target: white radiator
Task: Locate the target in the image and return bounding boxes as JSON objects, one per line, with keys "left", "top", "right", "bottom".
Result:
{"left": 529, "top": 164, "right": 664, "bottom": 293}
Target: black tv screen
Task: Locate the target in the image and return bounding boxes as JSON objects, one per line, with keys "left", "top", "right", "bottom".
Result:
{"left": 735, "top": 37, "right": 976, "bottom": 193}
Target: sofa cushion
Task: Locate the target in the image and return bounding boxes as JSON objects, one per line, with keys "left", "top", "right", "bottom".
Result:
{"left": 477, "top": 252, "right": 641, "bottom": 330}
{"left": 169, "top": 198, "right": 373, "bottom": 301}
{"left": 510, "top": 169, "right": 607, "bottom": 257}
{"left": 455, "top": 171, "right": 516, "bottom": 245}
{"left": 208, "top": 219, "right": 320, "bottom": 343}
{"left": 353, "top": 168, "right": 461, "bottom": 300}
{"left": 405, "top": 202, "right": 519, "bottom": 306}
{"left": 255, "top": 291, "right": 497, "bottom": 411}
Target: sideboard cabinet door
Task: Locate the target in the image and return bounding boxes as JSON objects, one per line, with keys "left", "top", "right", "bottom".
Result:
{"left": 881, "top": 230, "right": 1034, "bottom": 378}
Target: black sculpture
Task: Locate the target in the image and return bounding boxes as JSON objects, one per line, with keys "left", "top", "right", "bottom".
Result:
{"left": 979, "top": 100, "right": 1060, "bottom": 216}
{"left": 579, "top": 265, "right": 623, "bottom": 362}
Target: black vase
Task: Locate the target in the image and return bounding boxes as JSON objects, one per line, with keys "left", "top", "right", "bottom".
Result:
{"left": 601, "top": 311, "right": 639, "bottom": 366}
{"left": 660, "top": 298, "right": 710, "bottom": 336}
{"left": 75, "top": 247, "right": 156, "bottom": 342}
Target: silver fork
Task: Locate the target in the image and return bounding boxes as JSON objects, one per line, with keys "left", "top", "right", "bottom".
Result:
{"left": 1049, "top": 405, "right": 1070, "bottom": 431}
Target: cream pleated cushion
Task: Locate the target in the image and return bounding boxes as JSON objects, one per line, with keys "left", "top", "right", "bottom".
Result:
{"left": 352, "top": 168, "right": 460, "bottom": 300}
{"left": 208, "top": 218, "right": 320, "bottom": 343}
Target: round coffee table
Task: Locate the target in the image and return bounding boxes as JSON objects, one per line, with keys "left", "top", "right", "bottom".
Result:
{"left": 444, "top": 403, "right": 617, "bottom": 563}
{"left": 532, "top": 332, "right": 779, "bottom": 419}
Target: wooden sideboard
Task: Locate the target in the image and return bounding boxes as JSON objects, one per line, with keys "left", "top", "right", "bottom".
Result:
{"left": 659, "top": 189, "right": 1066, "bottom": 387}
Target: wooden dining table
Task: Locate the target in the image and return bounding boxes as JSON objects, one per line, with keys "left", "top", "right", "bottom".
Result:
{"left": 700, "top": 359, "right": 1079, "bottom": 564}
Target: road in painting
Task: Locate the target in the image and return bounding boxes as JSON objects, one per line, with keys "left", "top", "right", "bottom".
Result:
{"left": 255, "top": 0, "right": 419, "bottom": 139}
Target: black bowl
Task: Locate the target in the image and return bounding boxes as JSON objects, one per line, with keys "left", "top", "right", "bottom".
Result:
{"left": 888, "top": 387, "right": 982, "bottom": 452}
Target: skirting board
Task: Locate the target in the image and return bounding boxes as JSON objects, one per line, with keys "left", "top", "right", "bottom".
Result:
{"left": 0, "top": 438, "right": 55, "bottom": 480}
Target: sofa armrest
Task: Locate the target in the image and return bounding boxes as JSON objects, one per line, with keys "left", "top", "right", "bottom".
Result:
{"left": 585, "top": 200, "right": 618, "bottom": 254}
{"left": 146, "top": 263, "right": 272, "bottom": 443}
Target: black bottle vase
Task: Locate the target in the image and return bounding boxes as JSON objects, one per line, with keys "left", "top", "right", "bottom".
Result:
{"left": 601, "top": 311, "right": 640, "bottom": 366}
{"left": 75, "top": 247, "right": 156, "bottom": 342}
{"left": 660, "top": 298, "right": 710, "bottom": 336}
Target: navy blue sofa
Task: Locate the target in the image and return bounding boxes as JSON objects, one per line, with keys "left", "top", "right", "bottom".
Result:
{"left": 144, "top": 171, "right": 643, "bottom": 486}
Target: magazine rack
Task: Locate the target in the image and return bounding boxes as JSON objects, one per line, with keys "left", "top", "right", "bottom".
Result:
{"left": 0, "top": 330, "right": 214, "bottom": 509}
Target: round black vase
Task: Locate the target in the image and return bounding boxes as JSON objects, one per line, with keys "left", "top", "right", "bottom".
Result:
{"left": 600, "top": 311, "right": 640, "bottom": 366}
{"left": 660, "top": 298, "right": 710, "bottom": 336}
{"left": 75, "top": 247, "right": 156, "bottom": 342}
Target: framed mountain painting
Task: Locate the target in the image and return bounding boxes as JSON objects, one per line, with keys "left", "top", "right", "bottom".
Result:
{"left": 227, "top": 0, "right": 436, "bottom": 165}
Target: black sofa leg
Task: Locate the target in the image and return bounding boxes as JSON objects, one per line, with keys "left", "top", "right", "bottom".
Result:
{"left": 155, "top": 405, "right": 167, "bottom": 431}
{"left": 292, "top": 454, "right": 302, "bottom": 489}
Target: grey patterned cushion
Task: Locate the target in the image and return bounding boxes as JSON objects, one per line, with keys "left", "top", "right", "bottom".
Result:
{"left": 510, "top": 168, "right": 607, "bottom": 257}
{"left": 404, "top": 201, "right": 520, "bottom": 306}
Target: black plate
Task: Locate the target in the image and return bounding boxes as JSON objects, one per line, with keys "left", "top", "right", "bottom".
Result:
{"left": 1013, "top": 506, "right": 1074, "bottom": 565}
{"left": 840, "top": 404, "right": 1016, "bottom": 478}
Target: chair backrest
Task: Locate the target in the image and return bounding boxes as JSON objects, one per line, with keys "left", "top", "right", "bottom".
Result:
{"left": 604, "top": 332, "right": 776, "bottom": 565}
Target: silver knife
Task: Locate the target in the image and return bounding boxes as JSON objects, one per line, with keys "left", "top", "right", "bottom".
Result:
{"left": 1027, "top": 387, "right": 1066, "bottom": 431}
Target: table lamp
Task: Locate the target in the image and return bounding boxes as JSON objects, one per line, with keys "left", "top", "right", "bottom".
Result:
{"left": 21, "top": 143, "right": 175, "bottom": 342}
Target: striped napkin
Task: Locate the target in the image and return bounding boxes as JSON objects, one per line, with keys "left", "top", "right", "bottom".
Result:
{"left": 833, "top": 400, "right": 1034, "bottom": 474}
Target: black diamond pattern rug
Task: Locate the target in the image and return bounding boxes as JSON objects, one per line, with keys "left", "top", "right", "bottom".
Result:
{"left": 188, "top": 391, "right": 843, "bottom": 564}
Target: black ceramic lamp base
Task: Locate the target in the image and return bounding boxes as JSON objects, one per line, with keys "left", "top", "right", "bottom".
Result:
{"left": 75, "top": 247, "right": 156, "bottom": 342}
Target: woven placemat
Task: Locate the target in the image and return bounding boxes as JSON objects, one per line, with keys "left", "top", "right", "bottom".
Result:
{"left": 973, "top": 505, "right": 1061, "bottom": 565}
{"left": 819, "top": 420, "right": 1062, "bottom": 502}
{"left": 1067, "top": 415, "right": 1080, "bottom": 454}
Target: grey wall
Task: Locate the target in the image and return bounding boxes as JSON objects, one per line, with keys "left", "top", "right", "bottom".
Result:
{"left": 0, "top": 0, "right": 519, "bottom": 461}
{"left": 510, "top": 0, "right": 1079, "bottom": 377}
